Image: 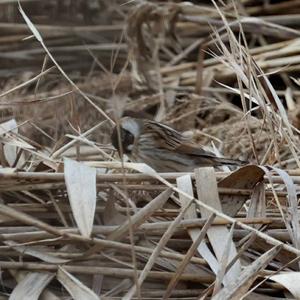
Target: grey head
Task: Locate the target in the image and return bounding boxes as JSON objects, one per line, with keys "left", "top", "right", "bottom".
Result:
{"left": 111, "top": 117, "right": 142, "bottom": 155}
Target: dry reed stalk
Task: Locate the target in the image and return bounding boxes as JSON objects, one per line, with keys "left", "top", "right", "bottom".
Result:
{"left": 0, "top": 0, "right": 300, "bottom": 298}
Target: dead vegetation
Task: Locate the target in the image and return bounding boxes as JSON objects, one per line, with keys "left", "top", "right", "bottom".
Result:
{"left": 0, "top": 0, "right": 300, "bottom": 299}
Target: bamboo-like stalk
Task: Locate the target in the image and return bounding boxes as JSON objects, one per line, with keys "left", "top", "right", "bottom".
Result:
{"left": 0, "top": 261, "right": 215, "bottom": 283}
{"left": 0, "top": 170, "right": 300, "bottom": 184}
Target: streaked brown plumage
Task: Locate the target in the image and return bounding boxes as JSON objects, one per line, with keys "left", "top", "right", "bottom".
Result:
{"left": 111, "top": 117, "right": 246, "bottom": 172}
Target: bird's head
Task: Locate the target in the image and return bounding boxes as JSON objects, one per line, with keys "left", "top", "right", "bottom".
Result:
{"left": 111, "top": 117, "right": 142, "bottom": 155}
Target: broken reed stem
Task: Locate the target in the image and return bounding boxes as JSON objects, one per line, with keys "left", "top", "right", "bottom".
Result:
{"left": 0, "top": 217, "right": 276, "bottom": 242}
{"left": 0, "top": 170, "right": 299, "bottom": 185}
{"left": 0, "top": 204, "right": 205, "bottom": 265}
{"left": 0, "top": 182, "right": 291, "bottom": 198}
{"left": 0, "top": 261, "right": 214, "bottom": 283}
{"left": 1, "top": 203, "right": 287, "bottom": 220}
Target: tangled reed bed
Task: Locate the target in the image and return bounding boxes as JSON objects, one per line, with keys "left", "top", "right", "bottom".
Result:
{"left": 0, "top": 0, "right": 300, "bottom": 299}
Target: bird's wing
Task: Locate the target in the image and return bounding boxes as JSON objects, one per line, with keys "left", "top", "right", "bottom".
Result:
{"left": 142, "top": 120, "right": 244, "bottom": 166}
{"left": 146, "top": 121, "right": 215, "bottom": 157}
{"left": 176, "top": 142, "right": 218, "bottom": 158}
{"left": 145, "top": 121, "right": 189, "bottom": 150}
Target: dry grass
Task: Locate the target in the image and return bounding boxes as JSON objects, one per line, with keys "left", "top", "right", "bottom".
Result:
{"left": 0, "top": 0, "right": 299, "bottom": 299}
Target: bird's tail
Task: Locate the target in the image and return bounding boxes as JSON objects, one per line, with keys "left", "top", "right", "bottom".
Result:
{"left": 213, "top": 156, "right": 247, "bottom": 166}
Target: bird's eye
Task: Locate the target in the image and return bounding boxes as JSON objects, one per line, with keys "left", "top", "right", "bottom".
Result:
{"left": 111, "top": 127, "right": 134, "bottom": 155}
{"left": 122, "top": 129, "right": 134, "bottom": 153}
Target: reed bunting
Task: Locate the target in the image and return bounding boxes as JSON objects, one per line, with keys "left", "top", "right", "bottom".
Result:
{"left": 111, "top": 117, "right": 246, "bottom": 172}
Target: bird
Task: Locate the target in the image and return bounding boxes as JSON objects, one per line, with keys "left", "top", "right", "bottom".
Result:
{"left": 111, "top": 117, "right": 246, "bottom": 172}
